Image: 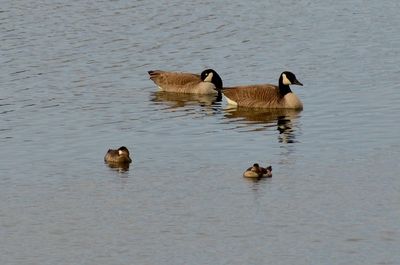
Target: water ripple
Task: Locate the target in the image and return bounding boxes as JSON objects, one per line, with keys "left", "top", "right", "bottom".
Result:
{"left": 1, "top": 1, "right": 400, "bottom": 264}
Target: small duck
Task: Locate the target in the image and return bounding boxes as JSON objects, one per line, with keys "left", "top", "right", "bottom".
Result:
{"left": 222, "top": 71, "right": 303, "bottom": 109}
{"left": 104, "top": 146, "right": 132, "bottom": 164}
{"left": 243, "top": 163, "right": 272, "bottom": 178}
{"left": 148, "top": 69, "right": 223, "bottom": 95}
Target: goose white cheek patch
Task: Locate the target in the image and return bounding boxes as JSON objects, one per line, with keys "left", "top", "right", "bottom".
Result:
{"left": 118, "top": 150, "right": 123, "bottom": 155}
{"left": 282, "top": 73, "right": 291, "bottom": 85}
{"left": 204, "top": 72, "right": 214, "bottom": 82}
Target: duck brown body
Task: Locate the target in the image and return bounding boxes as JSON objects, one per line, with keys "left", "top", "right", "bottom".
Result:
{"left": 243, "top": 163, "right": 272, "bottom": 178}
{"left": 104, "top": 146, "right": 132, "bottom": 164}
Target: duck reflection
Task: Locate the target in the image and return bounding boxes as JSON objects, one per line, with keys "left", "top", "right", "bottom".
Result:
{"left": 243, "top": 175, "right": 271, "bottom": 184}
{"left": 223, "top": 106, "right": 301, "bottom": 143}
{"left": 105, "top": 162, "right": 131, "bottom": 173}
{"left": 150, "top": 91, "right": 222, "bottom": 109}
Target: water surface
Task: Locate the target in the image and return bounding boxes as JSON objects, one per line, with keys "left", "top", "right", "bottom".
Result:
{"left": 1, "top": 0, "right": 400, "bottom": 264}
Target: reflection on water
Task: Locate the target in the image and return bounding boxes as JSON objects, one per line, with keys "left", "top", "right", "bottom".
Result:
{"left": 105, "top": 162, "right": 131, "bottom": 173}
{"left": 243, "top": 173, "right": 273, "bottom": 184}
{"left": 276, "top": 115, "right": 299, "bottom": 144}
{"left": 3, "top": 0, "right": 400, "bottom": 263}
{"left": 150, "top": 91, "right": 222, "bottom": 109}
{"left": 243, "top": 174, "right": 271, "bottom": 185}
{"left": 223, "top": 106, "right": 302, "bottom": 141}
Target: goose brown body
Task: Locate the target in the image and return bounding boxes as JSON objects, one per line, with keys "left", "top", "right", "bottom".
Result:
{"left": 148, "top": 71, "right": 201, "bottom": 91}
{"left": 222, "top": 71, "right": 303, "bottom": 110}
{"left": 148, "top": 69, "right": 222, "bottom": 95}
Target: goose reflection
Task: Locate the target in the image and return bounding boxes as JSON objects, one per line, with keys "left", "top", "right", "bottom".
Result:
{"left": 150, "top": 91, "right": 222, "bottom": 109}
{"left": 223, "top": 106, "right": 301, "bottom": 142}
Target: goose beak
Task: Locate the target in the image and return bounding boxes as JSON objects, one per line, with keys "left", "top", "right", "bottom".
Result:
{"left": 293, "top": 79, "right": 303, "bottom": 86}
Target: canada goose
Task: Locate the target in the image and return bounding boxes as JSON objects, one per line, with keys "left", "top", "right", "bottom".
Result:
{"left": 243, "top": 163, "right": 272, "bottom": 178}
{"left": 147, "top": 69, "right": 223, "bottom": 95}
{"left": 104, "top": 146, "right": 132, "bottom": 164}
{"left": 222, "top": 71, "right": 303, "bottom": 109}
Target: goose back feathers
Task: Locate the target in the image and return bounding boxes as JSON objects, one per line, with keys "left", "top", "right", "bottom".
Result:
{"left": 222, "top": 71, "right": 303, "bottom": 109}
{"left": 148, "top": 69, "right": 222, "bottom": 95}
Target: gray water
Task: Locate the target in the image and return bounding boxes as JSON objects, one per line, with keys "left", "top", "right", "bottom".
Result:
{"left": 1, "top": 0, "right": 400, "bottom": 264}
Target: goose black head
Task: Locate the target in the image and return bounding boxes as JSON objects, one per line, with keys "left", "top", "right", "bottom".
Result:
{"left": 279, "top": 71, "right": 303, "bottom": 86}
{"left": 201, "top": 69, "right": 223, "bottom": 90}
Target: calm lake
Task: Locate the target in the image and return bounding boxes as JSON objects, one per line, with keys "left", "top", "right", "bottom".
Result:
{"left": 1, "top": 0, "right": 400, "bottom": 264}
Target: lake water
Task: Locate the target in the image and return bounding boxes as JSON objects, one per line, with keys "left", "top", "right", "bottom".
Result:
{"left": 1, "top": 0, "right": 400, "bottom": 264}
